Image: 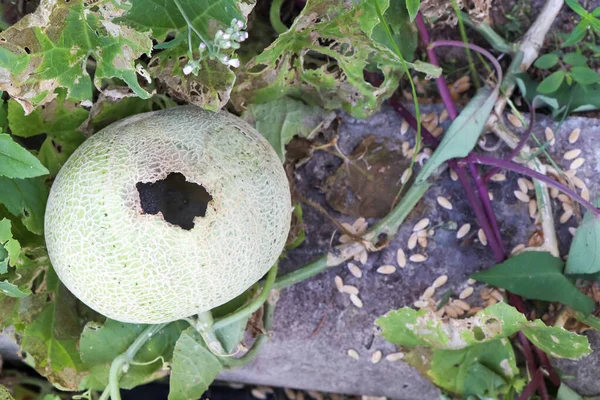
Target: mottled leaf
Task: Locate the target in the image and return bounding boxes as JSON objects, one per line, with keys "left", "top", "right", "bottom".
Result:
{"left": 0, "top": 0, "right": 153, "bottom": 113}
{"left": 0, "top": 134, "right": 48, "bottom": 179}
{"left": 242, "top": 97, "right": 332, "bottom": 162}
{"left": 0, "top": 219, "right": 21, "bottom": 274}
{"left": 472, "top": 252, "right": 595, "bottom": 314}
{"left": 521, "top": 321, "right": 592, "bottom": 359}
{"left": 168, "top": 327, "right": 223, "bottom": 400}
{"left": 417, "top": 86, "right": 498, "bottom": 183}
{"left": 0, "top": 177, "right": 48, "bottom": 235}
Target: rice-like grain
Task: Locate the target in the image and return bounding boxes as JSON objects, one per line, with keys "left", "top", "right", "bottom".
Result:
{"left": 413, "top": 218, "right": 430, "bottom": 231}
{"left": 335, "top": 276, "right": 343, "bottom": 292}
{"left": 560, "top": 209, "right": 573, "bottom": 224}
{"left": 528, "top": 200, "right": 537, "bottom": 219}
{"left": 444, "top": 305, "right": 458, "bottom": 318}
{"left": 563, "top": 149, "right": 581, "bottom": 160}
{"left": 371, "top": 350, "right": 382, "bottom": 364}
{"left": 417, "top": 236, "right": 428, "bottom": 248}
{"left": 401, "top": 168, "right": 412, "bottom": 184}
{"left": 517, "top": 178, "right": 529, "bottom": 193}
{"left": 347, "top": 349, "right": 359, "bottom": 360}
{"left": 350, "top": 294, "right": 363, "bottom": 308}
{"left": 490, "top": 173, "right": 506, "bottom": 182}
{"left": 544, "top": 127, "right": 555, "bottom": 145}
{"left": 348, "top": 263, "right": 362, "bottom": 278}
{"left": 377, "top": 265, "right": 396, "bottom": 274}
{"left": 514, "top": 190, "right": 530, "bottom": 203}
{"left": 453, "top": 299, "right": 471, "bottom": 311}
{"left": 410, "top": 254, "right": 428, "bottom": 263}
{"left": 478, "top": 229, "right": 487, "bottom": 246}
{"left": 568, "top": 128, "right": 580, "bottom": 143}
{"left": 440, "top": 109, "right": 448, "bottom": 122}
{"left": 467, "top": 278, "right": 476, "bottom": 285}
{"left": 422, "top": 286, "right": 435, "bottom": 300}
{"left": 386, "top": 352, "right": 405, "bottom": 362}
{"left": 511, "top": 244, "right": 525, "bottom": 254}
{"left": 457, "top": 223, "right": 471, "bottom": 239}
{"left": 459, "top": 287, "right": 474, "bottom": 299}
{"left": 342, "top": 285, "right": 359, "bottom": 295}
{"left": 570, "top": 157, "right": 585, "bottom": 170}
{"left": 397, "top": 249, "right": 407, "bottom": 268}
{"left": 407, "top": 233, "right": 418, "bottom": 250}
{"left": 432, "top": 275, "right": 448, "bottom": 288}
{"left": 450, "top": 169, "right": 458, "bottom": 181}
{"left": 413, "top": 299, "right": 429, "bottom": 308}
{"left": 401, "top": 120, "right": 410, "bottom": 135}
{"left": 507, "top": 113, "right": 523, "bottom": 128}
{"left": 437, "top": 196, "right": 453, "bottom": 210}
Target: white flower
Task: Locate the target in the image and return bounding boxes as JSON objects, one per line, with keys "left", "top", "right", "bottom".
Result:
{"left": 199, "top": 42, "right": 207, "bottom": 51}
{"left": 183, "top": 64, "right": 194, "bottom": 75}
{"left": 227, "top": 58, "right": 240, "bottom": 68}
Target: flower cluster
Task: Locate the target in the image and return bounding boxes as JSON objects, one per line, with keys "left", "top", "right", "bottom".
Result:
{"left": 183, "top": 18, "right": 248, "bottom": 76}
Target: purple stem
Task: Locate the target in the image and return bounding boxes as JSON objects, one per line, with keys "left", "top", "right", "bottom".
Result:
{"left": 390, "top": 99, "right": 506, "bottom": 262}
{"left": 485, "top": 103, "right": 536, "bottom": 182}
{"left": 463, "top": 154, "right": 600, "bottom": 216}
{"left": 469, "top": 163, "right": 504, "bottom": 253}
{"left": 415, "top": 13, "right": 458, "bottom": 119}
{"left": 517, "top": 368, "right": 543, "bottom": 400}
{"left": 430, "top": 40, "right": 503, "bottom": 84}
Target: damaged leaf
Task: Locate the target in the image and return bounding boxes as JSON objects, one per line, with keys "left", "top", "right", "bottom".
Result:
{"left": 521, "top": 321, "right": 592, "bottom": 359}
{"left": 0, "top": 177, "right": 48, "bottom": 235}
{"left": 242, "top": 97, "right": 333, "bottom": 162}
{"left": 232, "top": 0, "right": 421, "bottom": 118}
{"left": 0, "top": 0, "right": 153, "bottom": 113}
{"left": 324, "top": 136, "right": 413, "bottom": 218}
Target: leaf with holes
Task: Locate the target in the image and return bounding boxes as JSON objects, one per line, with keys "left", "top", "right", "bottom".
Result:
{"left": 0, "top": 218, "right": 21, "bottom": 274}
{"left": 168, "top": 327, "right": 224, "bottom": 400}
{"left": 417, "top": 86, "right": 498, "bottom": 183}
{"left": 0, "top": 0, "right": 153, "bottom": 114}
{"left": 471, "top": 252, "right": 594, "bottom": 314}
{"left": 566, "top": 199, "right": 600, "bottom": 276}
{"left": 120, "top": 0, "right": 252, "bottom": 112}
{"left": 0, "top": 177, "right": 48, "bottom": 235}
{"left": 0, "top": 134, "right": 48, "bottom": 179}
{"left": 521, "top": 321, "right": 591, "bottom": 359}
{"left": 242, "top": 97, "right": 333, "bottom": 162}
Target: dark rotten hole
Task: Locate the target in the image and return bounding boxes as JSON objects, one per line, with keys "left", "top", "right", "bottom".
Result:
{"left": 136, "top": 172, "right": 213, "bottom": 230}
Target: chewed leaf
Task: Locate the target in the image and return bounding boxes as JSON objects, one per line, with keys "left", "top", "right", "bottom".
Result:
{"left": 0, "top": 218, "right": 21, "bottom": 274}
{"left": 376, "top": 302, "right": 526, "bottom": 350}
{"left": 0, "top": 177, "right": 48, "bottom": 235}
{"left": 0, "top": 0, "right": 152, "bottom": 113}
{"left": 521, "top": 321, "right": 592, "bottom": 360}
{"left": 566, "top": 199, "right": 600, "bottom": 275}
{"left": 0, "top": 280, "right": 31, "bottom": 298}
{"left": 417, "top": 86, "right": 498, "bottom": 183}
{"left": 471, "top": 251, "right": 595, "bottom": 314}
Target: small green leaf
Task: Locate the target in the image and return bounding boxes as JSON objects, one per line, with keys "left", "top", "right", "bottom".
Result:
{"left": 566, "top": 200, "right": 600, "bottom": 275}
{"left": 168, "top": 327, "right": 223, "bottom": 400}
{"left": 0, "top": 280, "right": 31, "bottom": 298}
{"left": 411, "top": 60, "right": 442, "bottom": 78}
{"left": 371, "top": 0, "right": 418, "bottom": 61}
{"left": 242, "top": 97, "right": 332, "bottom": 162}
{"left": 537, "top": 70, "right": 566, "bottom": 94}
{"left": 0, "top": 385, "right": 15, "bottom": 400}
{"left": 557, "top": 383, "right": 583, "bottom": 400}
{"left": 521, "top": 321, "right": 592, "bottom": 359}
{"left": 417, "top": 86, "right": 498, "bottom": 183}
{"left": 570, "top": 66, "right": 600, "bottom": 85}
{"left": 565, "top": 0, "right": 589, "bottom": 16}
{"left": 574, "top": 312, "right": 600, "bottom": 330}
{"left": 471, "top": 252, "right": 594, "bottom": 314}
{"left": 0, "top": 218, "right": 21, "bottom": 274}
{"left": 593, "top": 7, "right": 600, "bottom": 17}
{"left": 0, "top": 134, "right": 49, "bottom": 179}
{"left": 0, "top": 177, "right": 48, "bottom": 235}
{"left": 405, "top": 0, "right": 420, "bottom": 21}
{"left": 463, "top": 363, "right": 508, "bottom": 398}
{"left": 562, "top": 52, "right": 589, "bottom": 67}
{"left": 534, "top": 54, "right": 559, "bottom": 69}
{"left": 563, "top": 20, "right": 589, "bottom": 47}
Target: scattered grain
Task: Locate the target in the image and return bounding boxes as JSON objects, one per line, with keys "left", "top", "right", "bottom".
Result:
{"left": 284, "top": 388, "right": 297, "bottom": 400}
{"left": 396, "top": 249, "right": 407, "bottom": 268}
{"left": 416, "top": 229, "right": 428, "bottom": 238}
{"left": 563, "top": 149, "right": 581, "bottom": 160}
{"left": 410, "top": 254, "right": 428, "bottom": 263}
{"left": 478, "top": 229, "right": 487, "bottom": 246}
{"left": 563, "top": 202, "right": 573, "bottom": 212}
{"left": 350, "top": 294, "right": 363, "bottom": 308}
{"left": 348, "top": 263, "right": 362, "bottom": 278}
{"left": 511, "top": 244, "right": 526, "bottom": 254}
{"left": 582, "top": 189, "right": 590, "bottom": 201}
{"left": 517, "top": 178, "right": 529, "bottom": 193}
{"left": 444, "top": 305, "right": 458, "bottom": 318}
{"left": 433, "top": 126, "right": 444, "bottom": 137}
{"left": 417, "top": 236, "right": 428, "bottom": 248}
{"left": 449, "top": 304, "right": 465, "bottom": 316}
{"left": 544, "top": 127, "right": 555, "bottom": 145}
{"left": 308, "top": 391, "right": 323, "bottom": 400}
{"left": 371, "top": 350, "right": 382, "bottom": 364}
{"left": 437, "top": 196, "right": 453, "bottom": 210}
{"left": 490, "top": 173, "right": 506, "bottom": 182}
{"left": 377, "top": 265, "right": 396, "bottom": 275}
{"left": 252, "top": 389, "right": 268, "bottom": 399}
{"left": 524, "top": 179, "right": 535, "bottom": 191}
{"left": 400, "top": 119, "right": 410, "bottom": 135}
{"left": 570, "top": 157, "right": 585, "bottom": 170}
{"left": 564, "top": 169, "right": 576, "bottom": 178}
{"left": 413, "top": 299, "right": 429, "bottom": 308}
{"left": 467, "top": 278, "right": 476, "bottom": 285}
{"left": 560, "top": 209, "right": 573, "bottom": 224}
{"left": 334, "top": 276, "right": 343, "bottom": 292}
{"left": 550, "top": 187, "right": 559, "bottom": 198}
{"left": 347, "top": 349, "right": 359, "bottom": 360}
{"left": 557, "top": 194, "right": 572, "bottom": 203}
{"left": 342, "top": 285, "right": 359, "bottom": 295}
{"left": 453, "top": 299, "right": 471, "bottom": 311}
{"left": 569, "top": 227, "right": 577, "bottom": 236}
{"left": 440, "top": 109, "right": 448, "bottom": 122}
{"left": 568, "top": 128, "right": 581, "bottom": 143}
{"left": 457, "top": 223, "right": 471, "bottom": 239}
{"left": 528, "top": 200, "right": 537, "bottom": 219}
{"left": 514, "top": 190, "right": 530, "bottom": 203}
{"left": 407, "top": 233, "right": 418, "bottom": 250}
{"left": 491, "top": 289, "right": 504, "bottom": 302}
{"left": 450, "top": 169, "right": 458, "bottom": 181}
{"left": 507, "top": 113, "right": 523, "bottom": 128}
{"left": 401, "top": 168, "right": 412, "bottom": 184}
{"left": 459, "top": 287, "right": 474, "bottom": 299}
{"left": 421, "top": 112, "right": 436, "bottom": 122}
{"left": 386, "top": 352, "right": 405, "bottom": 362}
{"left": 422, "top": 286, "right": 436, "bottom": 300}
{"left": 571, "top": 176, "right": 586, "bottom": 189}
{"left": 413, "top": 218, "right": 430, "bottom": 231}
{"left": 432, "top": 274, "right": 448, "bottom": 288}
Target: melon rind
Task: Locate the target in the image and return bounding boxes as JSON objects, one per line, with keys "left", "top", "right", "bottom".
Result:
{"left": 44, "top": 106, "right": 291, "bottom": 324}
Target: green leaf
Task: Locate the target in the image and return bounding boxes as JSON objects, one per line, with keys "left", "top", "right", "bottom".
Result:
{"left": 565, "top": 0, "right": 589, "bottom": 17}
{"left": 233, "top": 0, "right": 415, "bottom": 118}
{"left": 534, "top": 53, "right": 559, "bottom": 69}
{"left": 210, "top": 290, "right": 253, "bottom": 354}
{"left": 521, "top": 321, "right": 592, "bottom": 359}
{"left": 20, "top": 268, "right": 96, "bottom": 390}
{"left": 0, "top": 134, "right": 49, "bottom": 179}
{"left": 120, "top": 0, "right": 249, "bottom": 112}
{"left": 566, "top": 200, "right": 600, "bottom": 275}
{"left": 429, "top": 339, "right": 519, "bottom": 397}
{"left": 79, "top": 319, "right": 186, "bottom": 390}
{"left": 371, "top": 0, "right": 417, "bottom": 61}
{"left": 593, "top": 7, "right": 600, "bottom": 17}
{"left": 557, "top": 383, "right": 584, "bottom": 400}
{"left": 405, "top": 0, "right": 420, "bottom": 21}
{"left": 570, "top": 66, "right": 600, "bottom": 85}
{"left": 0, "top": 280, "right": 30, "bottom": 298}
{"left": 563, "top": 52, "right": 589, "bottom": 67}
{"left": 0, "top": 0, "right": 152, "bottom": 113}
{"left": 574, "top": 311, "right": 600, "bottom": 330}
{"left": 471, "top": 252, "right": 595, "bottom": 314}
{"left": 242, "top": 97, "right": 332, "bottom": 162}
{"left": 376, "top": 302, "right": 526, "bottom": 349}
{"left": 417, "top": 86, "right": 498, "bottom": 183}
{"left": 168, "top": 327, "right": 223, "bottom": 400}
{"left": 563, "top": 20, "right": 589, "bottom": 47}
{"left": 537, "top": 70, "right": 566, "bottom": 94}
{"left": 0, "top": 385, "right": 15, "bottom": 400}
{"left": 0, "top": 218, "right": 21, "bottom": 273}
{"left": 0, "top": 177, "right": 48, "bottom": 235}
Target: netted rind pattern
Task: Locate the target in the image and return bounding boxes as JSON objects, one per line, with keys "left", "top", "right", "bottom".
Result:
{"left": 44, "top": 106, "right": 291, "bottom": 324}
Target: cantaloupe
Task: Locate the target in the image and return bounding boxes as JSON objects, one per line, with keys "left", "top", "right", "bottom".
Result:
{"left": 44, "top": 106, "right": 291, "bottom": 324}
